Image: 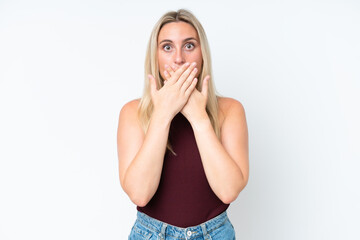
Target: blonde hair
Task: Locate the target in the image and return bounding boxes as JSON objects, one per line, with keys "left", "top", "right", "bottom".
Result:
{"left": 138, "top": 9, "right": 220, "bottom": 154}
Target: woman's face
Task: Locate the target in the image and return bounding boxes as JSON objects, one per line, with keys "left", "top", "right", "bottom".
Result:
{"left": 157, "top": 21, "right": 203, "bottom": 80}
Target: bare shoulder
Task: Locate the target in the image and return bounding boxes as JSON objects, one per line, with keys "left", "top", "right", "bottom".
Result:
{"left": 217, "top": 97, "right": 246, "bottom": 126}
{"left": 117, "top": 98, "right": 143, "bottom": 143}
{"left": 118, "top": 99, "right": 142, "bottom": 128}
{"left": 119, "top": 98, "right": 141, "bottom": 118}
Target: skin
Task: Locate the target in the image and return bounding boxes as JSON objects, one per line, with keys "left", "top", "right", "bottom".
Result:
{"left": 157, "top": 21, "right": 203, "bottom": 81}
{"left": 154, "top": 21, "right": 211, "bottom": 122}
{"left": 117, "top": 21, "right": 249, "bottom": 207}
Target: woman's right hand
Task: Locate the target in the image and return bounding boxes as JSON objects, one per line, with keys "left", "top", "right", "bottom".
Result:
{"left": 148, "top": 62, "right": 198, "bottom": 121}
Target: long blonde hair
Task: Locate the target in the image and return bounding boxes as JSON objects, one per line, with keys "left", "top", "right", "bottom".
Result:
{"left": 138, "top": 9, "right": 220, "bottom": 154}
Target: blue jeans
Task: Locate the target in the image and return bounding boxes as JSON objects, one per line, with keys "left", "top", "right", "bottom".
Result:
{"left": 128, "top": 210, "right": 236, "bottom": 240}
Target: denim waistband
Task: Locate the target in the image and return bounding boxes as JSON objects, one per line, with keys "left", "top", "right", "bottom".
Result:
{"left": 135, "top": 210, "right": 229, "bottom": 239}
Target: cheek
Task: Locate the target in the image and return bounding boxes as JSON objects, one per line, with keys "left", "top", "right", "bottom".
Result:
{"left": 157, "top": 53, "right": 167, "bottom": 79}
{"left": 189, "top": 50, "right": 203, "bottom": 73}
{"left": 158, "top": 66, "right": 165, "bottom": 80}
{"left": 195, "top": 56, "right": 203, "bottom": 77}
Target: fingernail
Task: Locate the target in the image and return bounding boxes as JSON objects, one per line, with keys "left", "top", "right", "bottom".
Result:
{"left": 191, "top": 62, "right": 197, "bottom": 66}
{"left": 164, "top": 64, "right": 169, "bottom": 69}
{"left": 193, "top": 68, "right": 198, "bottom": 73}
{"left": 185, "top": 62, "right": 190, "bottom": 67}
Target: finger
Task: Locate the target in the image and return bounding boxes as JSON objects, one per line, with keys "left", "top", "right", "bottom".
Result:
{"left": 170, "top": 64, "right": 179, "bottom": 75}
{"left": 163, "top": 70, "right": 171, "bottom": 81}
{"left": 172, "top": 64, "right": 179, "bottom": 71}
{"left": 180, "top": 67, "right": 198, "bottom": 92}
{"left": 184, "top": 78, "right": 198, "bottom": 97}
{"left": 168, "top": 62, "right": 191, "bottom": 84}
{"left": 148, "top": 74, "right": 157, "bottom": 95}
{"left": 176, "top": 62, "right": 197, "bottom": 87}
{"left": 165, "top": 64, "right": 175, "bottom": 77}
{"left": 202, "top": 75, "right": 210, "bottom": 98}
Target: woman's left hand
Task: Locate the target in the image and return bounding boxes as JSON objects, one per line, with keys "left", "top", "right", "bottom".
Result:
{"left": 164, "top": 64, "right": 210, "bottom": 124}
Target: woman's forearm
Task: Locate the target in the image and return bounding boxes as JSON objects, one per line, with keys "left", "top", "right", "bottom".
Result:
{"left": 123, "top": 111, "right": 172, "bottom": 207}
{"left": 190, "top": 116, "right": 246, "bottom": 204}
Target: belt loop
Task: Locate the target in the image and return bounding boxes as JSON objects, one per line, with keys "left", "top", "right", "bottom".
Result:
{"left": 201, "top": 223, "right": 208, "bottom": 236}
{"left": 158, "top": 223, "right": 168, "bottom": 239}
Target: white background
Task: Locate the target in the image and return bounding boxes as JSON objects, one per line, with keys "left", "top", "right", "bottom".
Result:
{"left": 0, "top": 0, "right": 359, "bottom": 239}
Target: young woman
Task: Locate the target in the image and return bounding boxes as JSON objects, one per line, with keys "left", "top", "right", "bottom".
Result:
{"left": 117, "top": 9, "right": 249, "bottom": 240}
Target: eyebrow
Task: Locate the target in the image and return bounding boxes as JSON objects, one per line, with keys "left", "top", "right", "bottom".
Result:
{"left": 159, "top": 37, "right": 198, "bottom": 45}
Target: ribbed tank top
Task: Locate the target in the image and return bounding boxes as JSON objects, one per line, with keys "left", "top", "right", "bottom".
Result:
{"left": 137, "top": 112, "right": 229, "bottom": 227}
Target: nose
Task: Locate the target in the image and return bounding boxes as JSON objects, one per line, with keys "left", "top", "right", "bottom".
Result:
{"left": 174, "top": 49, "right": 185, "bottom": 66}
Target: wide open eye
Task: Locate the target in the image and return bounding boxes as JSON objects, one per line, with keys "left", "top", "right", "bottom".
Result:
{"left": 185, "top": 42, "right": 195, "bottom": 50}
{"left": 163, "top": 44, "right": 172, "bottom": 51}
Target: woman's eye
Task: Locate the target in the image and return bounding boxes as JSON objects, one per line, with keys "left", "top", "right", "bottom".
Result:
{"left": 185, "top": 43, "right": 195, "bottom": 50}
{"left": 163, "top": 45, "right": 171, "bottom": 51}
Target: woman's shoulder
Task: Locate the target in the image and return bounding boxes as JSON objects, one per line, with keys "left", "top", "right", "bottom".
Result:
{"left": 121, "top": 98, "right": 141, "bottom": 110}
{"left": 218, "top": 96, "right": 245, "bottom": 111}
{"left": 119, "top": 98, "right": 141, "bottom": 120}
{"left": 217, "top": 96, "right": 246, "bottom": 125}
